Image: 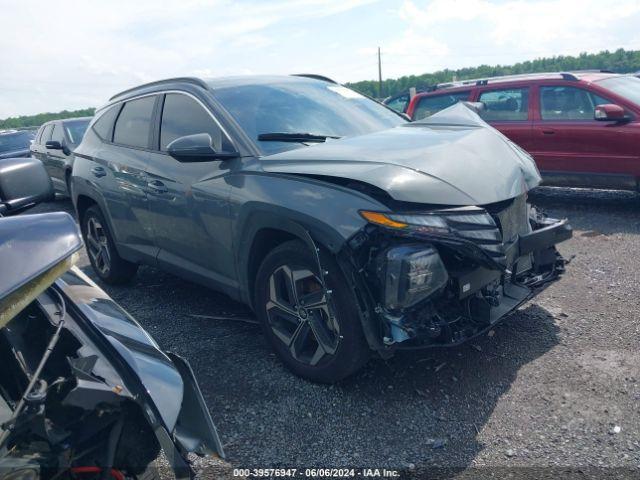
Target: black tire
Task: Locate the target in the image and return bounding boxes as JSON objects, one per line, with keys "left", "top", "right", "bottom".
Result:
{"left": 254, "top": 240, "right": 369, "bottom": 383}
{"left": 81, "top": 205, "right": 138, "bottom": 284}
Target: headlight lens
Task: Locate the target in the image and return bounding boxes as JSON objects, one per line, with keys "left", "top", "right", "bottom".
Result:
{"left": 378, "top": 244, "right": 449, "bottom": 311}
{"left": 360, "top": 210, "right": 450, "bottom": 234}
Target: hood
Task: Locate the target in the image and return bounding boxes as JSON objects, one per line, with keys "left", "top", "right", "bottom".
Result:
{"left": 261, "top": 102, "right": 541, "bottom": 206}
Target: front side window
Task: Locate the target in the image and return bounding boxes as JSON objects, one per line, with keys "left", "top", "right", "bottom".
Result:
{"left": 113, "top": 96, "right": 156, "bottom": 148}
{"left": 479, "top": 88, "right": 529, "bottom": 121}
{"left": 160, "top": 93, "right": 226, "bottom": 151}
{"left": 540, "top": 86, "right": 611, "bottom": 120}
{"left": 51, "top": 123, "right": 64, "bottom": 144}
{"left": 413, "top": 91, "right": 470, "bottom": 120}
{"left": 41, "top": 124, "right": 54, "bottom": 144}
{"left": 64, "top": 119, "right": 90, "bottom": 145}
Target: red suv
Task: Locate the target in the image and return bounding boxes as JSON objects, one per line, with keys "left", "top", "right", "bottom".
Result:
{"left": 406, "top": 72, "right": 640, "bottom": 191}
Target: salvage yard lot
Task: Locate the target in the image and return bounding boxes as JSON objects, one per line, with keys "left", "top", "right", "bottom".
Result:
{"left": 32, "top": 188, "right": 640, "bottom": 476}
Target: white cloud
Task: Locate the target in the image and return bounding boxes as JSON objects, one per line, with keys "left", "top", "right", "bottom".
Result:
{"left": 396, "top": 0, "right": 640, "bottom": 64}
{"left": 0, "top": 0, "right": 379, "bottom": 117}
{"left": 1, "top": 0, "right": 639, "bottom": 116}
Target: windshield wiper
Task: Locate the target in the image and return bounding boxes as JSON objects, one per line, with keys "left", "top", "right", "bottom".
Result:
{"left": 257, "top": 132, "right": 342, "bottom": 143}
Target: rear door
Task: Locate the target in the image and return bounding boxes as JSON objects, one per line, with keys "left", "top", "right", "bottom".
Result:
{"left": 91, "top": 97, "right": 159, "bottom": 262}
{"left": 476, "top": 87, "right": 534, "bottom": 152}
{"left": 145, "top": 92, "right": 235, "bottom": 288}
{"left": 531, "top": 84, "right": 637, "bottom": 189}
{"left": 411, "top": 91, "right": 471, "bottom": 120}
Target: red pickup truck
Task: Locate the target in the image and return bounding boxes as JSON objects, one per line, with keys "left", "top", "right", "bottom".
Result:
{"left": 403, "top": 72, "right": 640, "bottom": 191}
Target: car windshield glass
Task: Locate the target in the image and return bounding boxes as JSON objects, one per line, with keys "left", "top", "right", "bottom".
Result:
{"left": 212, "top": 79, "right": 405, "bottom": 155}
{"left": 0, "top": 131, "right": 33, "bottom": 153}
{"left": 64, "top": 120, "right": 90, "bottom": 144}
{"left": 597, "top": 76, "right": 640, "bottom": 106}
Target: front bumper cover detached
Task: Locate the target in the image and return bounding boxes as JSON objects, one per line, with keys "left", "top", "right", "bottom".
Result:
{"left": 358, "top": 216, "right": 572, "bottom": 350}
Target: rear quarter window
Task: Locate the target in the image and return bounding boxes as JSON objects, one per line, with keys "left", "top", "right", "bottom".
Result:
{"left": 93, "top": 105, "right": 122, "bottom": 141}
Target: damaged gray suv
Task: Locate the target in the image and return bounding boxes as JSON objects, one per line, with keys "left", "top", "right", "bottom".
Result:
{"left": 72, "top": 75, "right": 572, "bottom": 382}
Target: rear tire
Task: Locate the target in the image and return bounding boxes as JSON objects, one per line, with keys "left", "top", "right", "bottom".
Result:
{"left": 254, "top": 240, "right": 369, "bottom": 383}
{"left": 81, "top": 205, "right": 138, "bottom": 284}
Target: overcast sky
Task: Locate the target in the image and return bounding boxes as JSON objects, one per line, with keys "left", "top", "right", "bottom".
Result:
{"left": 1, "top": 0, "right": 639, "bottom": 118}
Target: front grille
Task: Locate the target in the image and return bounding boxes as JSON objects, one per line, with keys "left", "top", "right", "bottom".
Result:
{"left": 440, "top": 195, "right": 531, "bottom": 268}
{"left": 440, "top": 207, "right": 506, "bottom": 263}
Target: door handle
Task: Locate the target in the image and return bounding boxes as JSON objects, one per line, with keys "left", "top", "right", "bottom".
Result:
{"left": 542, "top": 129, "right": 556, "bottom": 135}
{"left": 147, "top": 180, "right": 168, "bottom": 194}
{"left": 90, "top": 166, "right": 106, "bottom": 178}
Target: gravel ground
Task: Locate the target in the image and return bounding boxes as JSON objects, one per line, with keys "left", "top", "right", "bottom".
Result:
{"left": 30, "top": 187, "right": 640, "bottom": 479}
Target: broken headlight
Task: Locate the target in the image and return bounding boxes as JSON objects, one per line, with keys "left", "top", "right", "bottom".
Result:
{"left": 377, "top": 244, "right": 449, "bottom": 311}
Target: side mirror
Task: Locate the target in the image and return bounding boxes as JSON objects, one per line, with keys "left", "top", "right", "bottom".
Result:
{"left": 167, "top": 133, "right": 238, "bottom": 162}
{"left": 46, "top": 140, "right": 63, "bottom": 150}
{"left": 0, "top": 158, "right": 54, "bottom": 216}
{"left": 594, "top": 104, "right": 627, "bottom": 122}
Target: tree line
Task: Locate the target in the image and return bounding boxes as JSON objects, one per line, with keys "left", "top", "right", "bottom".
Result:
{"left": 346, "top": 48, "right": 640, "bottom": 98}
{"left": 2, "top": 48, "right": 640, "bottom": 125}
{"left": 0, "top": 108, "right": 95, "bottom": 130}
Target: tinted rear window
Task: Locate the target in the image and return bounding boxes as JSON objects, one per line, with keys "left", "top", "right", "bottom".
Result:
{"left": 478, "top": 88, "right": 529, "bottom": 121}
{"left": 113, "top": 96, "right": 156, "bottom": 148}
{"left": 0, "top": 131, "right": 34, "bottom": 153}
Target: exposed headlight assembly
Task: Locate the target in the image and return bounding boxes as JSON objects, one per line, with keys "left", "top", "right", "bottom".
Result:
{"left": 377, "top": 244, "right": 449, "bottom": 311}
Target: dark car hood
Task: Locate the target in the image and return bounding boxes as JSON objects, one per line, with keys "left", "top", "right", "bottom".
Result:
{"left": 55, "top": 266, "right": 224, "bottom": 458}
{"left": 0, "top": 213, "right": 82, "bottom": 303}
{"left": 261, "top": 103, "right": 541, "bottom": 206}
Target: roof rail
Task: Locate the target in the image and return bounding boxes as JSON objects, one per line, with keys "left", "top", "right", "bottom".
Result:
{"left": 430, "top": 70, "right": 614, "bottom": 91}
{"left": 291, "top": 74, "right": 338, "bottom": 84}
{"left": 109, "top": 77, "right": 209, "bottom": 101}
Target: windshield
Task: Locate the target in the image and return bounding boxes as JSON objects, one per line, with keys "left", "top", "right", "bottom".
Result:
{"left": 0, "top": 131, "right": 34, "bottom": 153}
{"left": 64, "top": 119, "right": 90, "bottom": 144}
{"left": 212, "top": 79, "right": 405, "bottom": 155}
{"left": 597, "top": 75, "right": 640, "bottom": 106}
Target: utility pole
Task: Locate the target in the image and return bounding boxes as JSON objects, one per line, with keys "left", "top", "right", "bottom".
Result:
{"left": 377, "top": 46, "right": 383, "bottom": 99}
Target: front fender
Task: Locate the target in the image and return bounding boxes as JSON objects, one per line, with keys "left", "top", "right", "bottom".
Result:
{"left": 229, "top": 172, "right": 387, "bottom": 303}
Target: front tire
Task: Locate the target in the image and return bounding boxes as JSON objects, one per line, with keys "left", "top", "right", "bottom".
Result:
{"left": 81, "top": 205, "right": 138, "bottom": 284}
{"left": 254, "top": 240, "right": 369, "bottom": 383}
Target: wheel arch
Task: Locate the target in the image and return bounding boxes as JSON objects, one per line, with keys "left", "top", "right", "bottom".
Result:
{"left": 238, "top": 208, "right": 350, "bottom": 309}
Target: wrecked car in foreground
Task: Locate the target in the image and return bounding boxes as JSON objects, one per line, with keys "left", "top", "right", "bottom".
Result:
{"left": 71, "top": 75, "right": 571, "bottom": 383}
{"left": 0, "top": 157, "right": 223, "bottom": 479}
